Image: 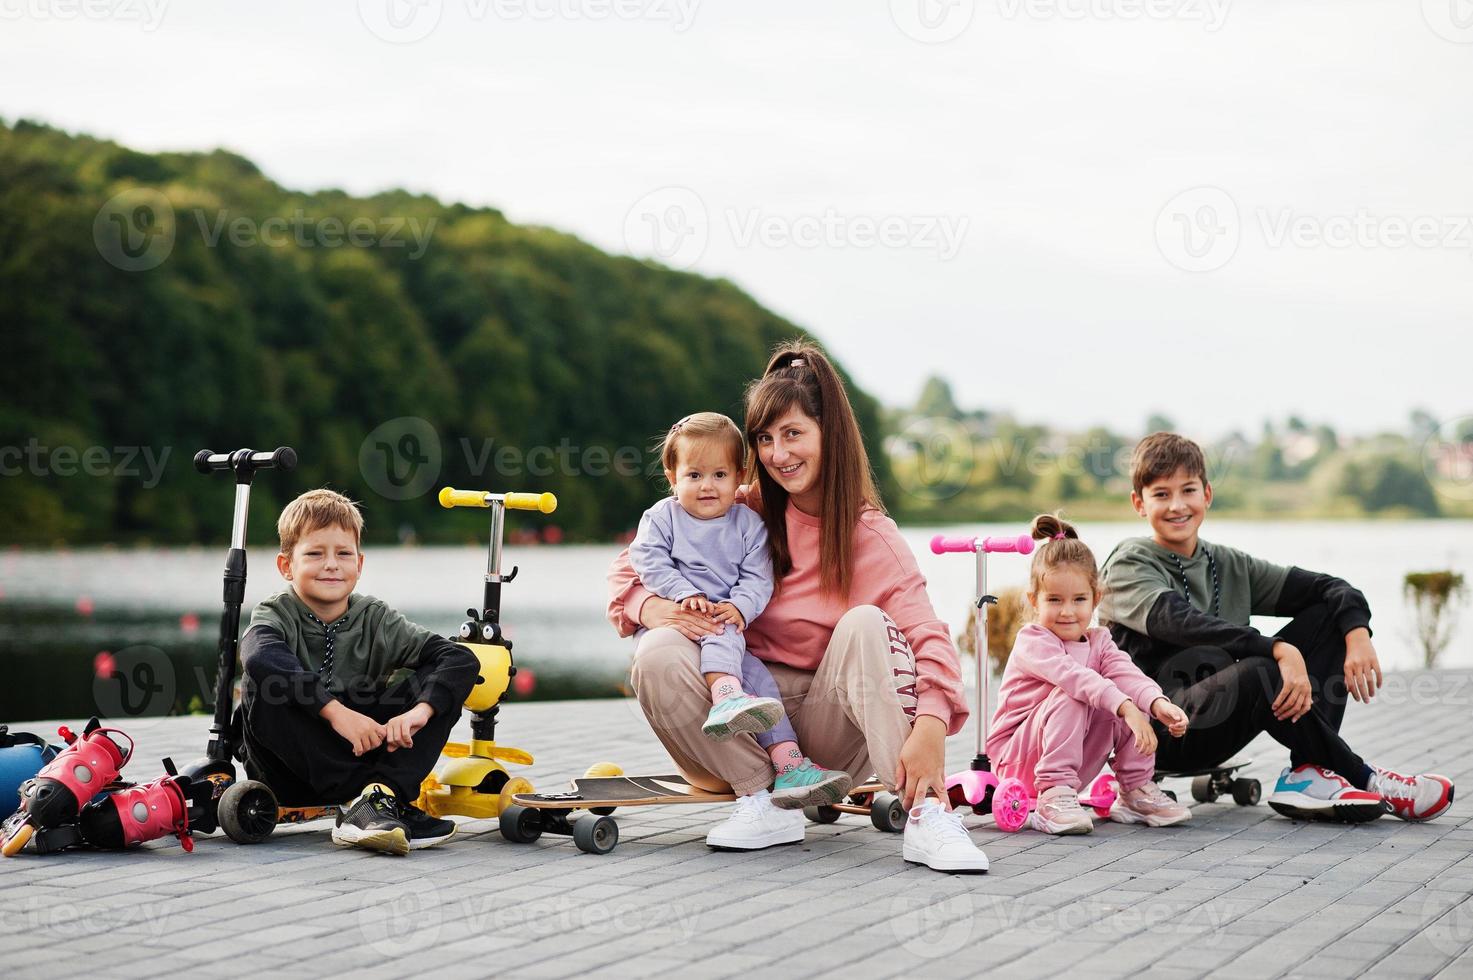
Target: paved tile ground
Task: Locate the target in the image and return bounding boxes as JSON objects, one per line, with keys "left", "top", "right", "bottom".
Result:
{"left": 3, "top": 669, "right": 1472, "bottom": 979}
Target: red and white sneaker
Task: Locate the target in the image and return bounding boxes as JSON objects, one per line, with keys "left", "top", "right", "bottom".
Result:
{"left": 1367, "top": 767, "right": 1454, "bottom": 822}
{"left": 1267, "top": 765, "right": 1384, "bottom": 823}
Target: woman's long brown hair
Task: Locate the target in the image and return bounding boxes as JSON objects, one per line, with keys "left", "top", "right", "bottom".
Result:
{"left": 744, "top": 340, "right": 883, "bottom": 599}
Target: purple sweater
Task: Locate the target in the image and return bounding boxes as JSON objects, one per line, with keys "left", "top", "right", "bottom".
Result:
{"left": 986, "top": 624, "right": 1166, "bottom": 756}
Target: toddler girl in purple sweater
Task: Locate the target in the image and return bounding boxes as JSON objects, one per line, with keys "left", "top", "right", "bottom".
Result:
{"left": 629, "top": 412, "right": 850, "bottom": 809}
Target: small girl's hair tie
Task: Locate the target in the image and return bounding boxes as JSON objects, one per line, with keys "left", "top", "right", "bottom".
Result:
{"left": 670, "top": 415, "right": 691, "bottom": 432}
{"left": 1054, "top": 532, "right": 1067, "bottom": 540}
{"left": 788, "top": 358, "right": 805, "bottom": 368}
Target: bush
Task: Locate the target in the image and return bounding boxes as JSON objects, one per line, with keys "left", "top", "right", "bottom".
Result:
{"left": 1338, "top": 456, "right": 1440, "bottom": 516}
{"left": 1404, "top": 570, "right": 1467, "bottom": 668}
{"left": 956, "top": 586, "right": 1028, "bottom": 676}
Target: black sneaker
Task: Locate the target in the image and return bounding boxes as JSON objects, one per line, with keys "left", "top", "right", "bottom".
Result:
{"left": 398, "top": 801, "right": 456, "bottom": 850}
{"left": 332, "top": 783, "right": 409, "bottom": 855}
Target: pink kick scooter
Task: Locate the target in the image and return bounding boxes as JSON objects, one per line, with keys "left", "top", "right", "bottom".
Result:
{"left": 932, "top": 533, "right": 1118, "bottom": 832}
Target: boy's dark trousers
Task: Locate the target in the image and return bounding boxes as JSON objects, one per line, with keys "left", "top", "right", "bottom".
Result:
{"left": 241, "top": 662, "right": 465, "bottom": 805}
{"left": 1149, "top": 604, "right": 1368, "bottom": 784}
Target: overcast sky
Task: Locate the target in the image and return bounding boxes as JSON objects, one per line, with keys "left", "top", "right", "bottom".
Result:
{"left": 4, "top": 1, "right": 1470, "bottom": 437}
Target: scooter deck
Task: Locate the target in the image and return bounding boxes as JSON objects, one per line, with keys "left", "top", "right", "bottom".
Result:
{"left": 1155, "top": 757, "right": 1252, "bottom": 780}
{"left": 275, "top": 805, "right": 338, "bottom": 825}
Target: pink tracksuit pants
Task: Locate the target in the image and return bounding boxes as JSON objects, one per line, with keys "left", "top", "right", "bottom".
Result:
{"left": 993, "top": 686, "right": 1155, "bottom": 793}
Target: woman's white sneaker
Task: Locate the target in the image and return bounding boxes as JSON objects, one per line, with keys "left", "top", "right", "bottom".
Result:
{"left": 705, "top": 790, "right": 806, "bottom": 850}
{"left": 903, "top": 800, "right": 989, "bottom": 874}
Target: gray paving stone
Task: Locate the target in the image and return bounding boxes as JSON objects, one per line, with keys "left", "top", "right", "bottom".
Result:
{"left": 3, "top": 675, "right": 1472, "bottom": 977}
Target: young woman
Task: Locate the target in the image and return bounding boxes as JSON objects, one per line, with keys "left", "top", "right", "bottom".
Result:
{"left": 607, "top": 341, "right": 987, "bottom": 873}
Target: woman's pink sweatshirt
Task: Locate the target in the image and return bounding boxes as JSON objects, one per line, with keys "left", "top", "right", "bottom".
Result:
{"left": 985, "top": 624, "right": 1165, "bottom": 757}
{"left": 607, "top": 499, "right": 969, "bottom": 735}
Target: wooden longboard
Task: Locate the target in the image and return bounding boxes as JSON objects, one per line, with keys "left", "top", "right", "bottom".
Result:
{"left": 511, "top": 776, "right": 889, "bottom": 811}
{"left": 513, "top": 774, "right": 736, "bottom": 810}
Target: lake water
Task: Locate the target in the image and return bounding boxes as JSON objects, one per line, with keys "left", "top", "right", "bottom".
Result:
{"left": 2, "top": 520, "right": 1469, "bottom": 723}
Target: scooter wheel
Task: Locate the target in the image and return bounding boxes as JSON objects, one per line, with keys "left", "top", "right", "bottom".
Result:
{"left": 499, "top": 804, "right": 543, "bottom": 844}
{"left": 1191, "top": 775, "right": 1219, "bottom": 804}
{"left": 804, "top": 805, "right": 840, "bottom": 824}
{"left": 219, "top": 780, "right": 278, "bottom": 844}
{"left": 572, "top": 814, "right": 618, "bottom": 855}
{"left": 1232, "top": 778, "right": 1261, "bottom": 807}
{"left": 583, "top": 762, "right": 623, "bottom": 778}
{"left": 871, "top": 793, "right": 906, "bottom": 834}
{"left": 1087, "top": 773, "right": 1118, "bottom": 819}
{"left": 992, "top": 778, "right": 1031, "bottom": 833}
{"left": 2, "top": 822, "right": 34, "bottom": 857}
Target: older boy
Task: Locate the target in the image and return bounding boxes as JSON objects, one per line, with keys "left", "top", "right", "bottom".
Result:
{"left": 1100, "top": 433, "right": 1453, "bottom": 823}
{"left": 240, "top": 489, "right": 477, "bottom": 854}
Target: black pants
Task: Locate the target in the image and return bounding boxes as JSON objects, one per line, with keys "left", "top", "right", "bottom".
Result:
{"left": 242, "top": 664, "right": 463, "bottom": 805}
{"left": 1151, "top": 604, "right": 1367, "bottom": 787}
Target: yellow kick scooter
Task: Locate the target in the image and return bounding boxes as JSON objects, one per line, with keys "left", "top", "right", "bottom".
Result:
{"left": 415, "top": 486, "right": 557, "bottom": 821}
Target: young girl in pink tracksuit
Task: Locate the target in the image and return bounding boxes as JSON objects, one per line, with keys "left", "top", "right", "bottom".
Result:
{"left": 986, "top": 515, "right": 1194, "bottom": 834}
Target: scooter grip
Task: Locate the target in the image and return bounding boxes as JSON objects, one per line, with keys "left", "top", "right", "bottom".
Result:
{"left": 504, "top": 492, "right": 558, "bottom": 514}
{"left": 193, "top": 447, "right": 297, "bottom": 474}
{"left": 980, "top": 534, "right": 1035, "bottom": 555}
{"left": 439, "top": 488, "right": 491, "bottom": 509}
{"left": 930, "top": 535, "right": 978, "bottom": 554}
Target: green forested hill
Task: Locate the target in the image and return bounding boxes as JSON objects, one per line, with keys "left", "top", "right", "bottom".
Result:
{"left": 0, "top": 119, "right": 893, "bottom": 545}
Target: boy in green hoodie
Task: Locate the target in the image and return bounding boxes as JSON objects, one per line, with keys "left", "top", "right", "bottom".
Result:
{"left": 1099, "top": 433, "right": 1453, "bottom": 823}
{"left": 240, "top": 488, "right": 478, "bottom": 854}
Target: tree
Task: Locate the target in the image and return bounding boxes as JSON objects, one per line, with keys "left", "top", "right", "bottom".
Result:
{"left": 914, "top": 376, "right": 963, "bottom": 420}
{"left": 0, "top": 119, "right": 892, "bottom": 544}
{"left": 1404, "top": 571, "right": 1467, "bottom": 668}
{"left": 1337, "top": 456, "right": 1441, "bottom": 516}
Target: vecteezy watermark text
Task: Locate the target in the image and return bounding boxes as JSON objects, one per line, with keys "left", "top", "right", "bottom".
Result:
{"left": 0, "top": 440, "right": 171, "bottom": 489}
{"left": 194, "top": 209, "right": 437, "bottom": 259}
{"left": 727, "top": 208, "right": 969, "bottom": 261}
{"left": 0, "top": 0, "right": 168, "bottom": 30}
{"left": 623, "top": 187, "right": 970, "bottom": 271}
{"left": 93, "top": 190, "right": 437, "bottom": 273}
{"left": 1156, "top": 186, "right": 1473, "bottom": 273}
{"left": 996, "top": 0, "right": 1230, "bottom": 31}
{"left": 356, "top": 0, "right": 699, "bottom": 44}
{"left": 359, "top": 417, "right": 646, "bottom": 500}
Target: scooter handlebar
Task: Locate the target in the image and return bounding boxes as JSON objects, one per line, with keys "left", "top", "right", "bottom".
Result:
{"left": 929, "top": 533, "right": 1035, "bottom": 555}
{"left": 439, "top": 488, "right": 558, "bottom": 514}
{"left": 193, "top": 447, "right": 297, "bottom": 475}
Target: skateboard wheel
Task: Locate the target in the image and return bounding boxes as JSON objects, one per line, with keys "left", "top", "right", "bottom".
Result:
{"left": 573, "top": 814, "right": 618, "bottom": 855}
{"left": 805, "top": 805, "right": 840, "bottom": 824}
{"left": 499, "top": 804, "right": 543, "bottom": 844}
{"left": 1087, "top": 773, "right": 1117, "bottom": 820}
{"left": 218, "top": 779, "right": 278, "bottom": 844}
{"left": 870, "top": 793, "right": 906, "bottom": 834}
{"left": 992, "top": 777, "right": 1031, "bottom": 833}
{"left": 1191, "top": 775, "right": 1220, "bottom": 804}
{"left": 1232, "top": 778, "right": 1261, "bottom": 807}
